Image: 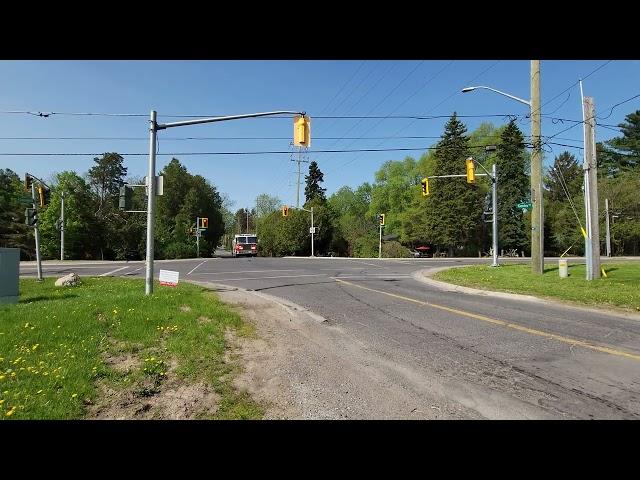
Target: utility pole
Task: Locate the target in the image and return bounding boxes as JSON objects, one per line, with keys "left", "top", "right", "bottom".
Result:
{"left": 60, "top": 191, "right": 65, "bottom": 261}
{"left": 31, "top": 182, "right": 43, "bottom": 281}
{"left": 605, "top": 198, "right": 611, "bottom": 257}
{"left": 584, "top": 96, "right": 600, "bottom": 278}
{"left": 530, "top": 60, "right": 544, "bottom": 275}
{"left": 292, "top": 147, "right": 309, "bottom": 208}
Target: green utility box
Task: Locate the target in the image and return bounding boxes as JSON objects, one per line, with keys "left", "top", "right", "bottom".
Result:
{"left": 0, "top": 247, "right": 20, "bottom": 304}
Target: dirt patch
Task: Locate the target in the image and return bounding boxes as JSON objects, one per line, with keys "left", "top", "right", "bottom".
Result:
{"left": 180, "top": 305, "right": 192, "bottom": 312}
{"left": 104, "top": 353, "right": 141, "bottom": 373}
{"left": 89, "top": 372, "right": 219, "bottom": 420}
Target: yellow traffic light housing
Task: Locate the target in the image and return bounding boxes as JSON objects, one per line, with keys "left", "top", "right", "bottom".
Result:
{"left": 293, "top": 115, "right": 311, "bottom": 147}
{"left": 466, "top": 158, "right": 475, "bottom": 184}
{"left": 200, "top": 217, "right": 209, "bottom": 229}
{"left": 379, "top": 214, "right": 385, "bottom": 226}
{"left": 25, "top": 173, "right": 33, "bottom": 191}
{"left": 282, "top": 205, "right": 289, "bottom": 217}
{"left": 421, "top": 177, "right": 429, "bottom": 196}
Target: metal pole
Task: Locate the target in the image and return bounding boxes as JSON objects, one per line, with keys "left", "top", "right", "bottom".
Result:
{"left": 297, "top": 149, "right": 302, "bottom": 209}
{"left": 246, "top": 209, "right": 249, "bottom": 232}
{"left": 32, "top": 183, "right": 43, "bottom": 281}
{"left": 145, "top": 110, "right": 157, "bottom": 295}
{"left": 492, "top": 163, "right": 499, "bottom": 267}
{"left": 580, "top": 81, "right": 592, "bottom": 279}
{"left": 60, "top": 191, "right": 65, "bottom": 261}
{"left": 605, "top": 198, "right": 611, "bottom": 257}
{"left": 196, "top": 217, "right": 200, "bottom": 258}
{"left": 530, "top": 60, "right": 544, "bottom": 275}
{"left": 379, "top": 224, "right": 382, "bottom": 259}
{"left": 310, "top": 207, "right": 314, "bottom": 257}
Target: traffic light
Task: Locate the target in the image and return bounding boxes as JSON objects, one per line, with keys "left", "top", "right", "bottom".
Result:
{"left": 200, "top": 217, "right": 209, "bottom": 229}
{"left": 37, "top": 185, "right": 51, "bottom": 207}
{"left": 119, "top": 185, "right": 133, "bottom": 210}
{"left": 24, "top": 173, "right": 33, "bottom": 191}
{"left": 282, "top": 205, "right": 289, "bottom": 217}
{"left": 421, "top": 177, "right": 429, "bottom": 196}
{"left": 466, "top": 158, "right": 475, "bottom": 184}
{"left": 25, "top": 208, "right": 37, "bottom": 226}
{"left": 378, "top": 213, "right": 385, "bottom": 226}
{"left": 293, "top": 115, "right": 311, "bottom": 147}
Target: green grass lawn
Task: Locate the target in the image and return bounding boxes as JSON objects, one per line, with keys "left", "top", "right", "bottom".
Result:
{"left": 0, "top": 277, "right": 262, "bottom": 420}
{"left": 433, "top": 262, "right": 640, "bottom": 312}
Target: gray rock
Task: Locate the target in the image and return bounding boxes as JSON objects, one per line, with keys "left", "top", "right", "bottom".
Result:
{"left": 55, "top": 272, "right": 81, "bottom": 287}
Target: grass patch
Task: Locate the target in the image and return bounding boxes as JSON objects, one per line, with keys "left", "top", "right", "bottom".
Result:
{"left": 0, "top": 277, "right": 263, "bottom": 420}
{"left": 433, "top": 262, "right": 640, "bottom": 312}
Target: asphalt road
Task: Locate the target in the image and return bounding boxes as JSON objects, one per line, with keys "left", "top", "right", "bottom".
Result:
{"left": 19, "top": 252, "right": 640, "bottom": 419}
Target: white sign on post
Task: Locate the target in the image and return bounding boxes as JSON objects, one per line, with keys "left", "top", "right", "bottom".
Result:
{"left": 159, "top": 269, "right": 179, "bottom": 287}
{"left": 309, "top": 227, "right": 316, "bottom": 234}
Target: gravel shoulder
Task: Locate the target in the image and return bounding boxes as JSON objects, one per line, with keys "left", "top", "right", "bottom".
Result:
{"left": 214, "top": 285, "right": 554, "bottom": 420}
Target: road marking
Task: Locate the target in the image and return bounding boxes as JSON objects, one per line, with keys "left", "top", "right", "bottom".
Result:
{"left": 214, "top": 274, "right": 326, "bottom": 281}
{"left": 198, "top": 269, "right": 301, "bottom": 275}
{"left": 99, "top": 266, "right": 130, "bottom": 277}
{"left": 345, "top": 260, "right": 387, "bottom": 268}
{"left": 187, "top": 260, "right": 208, "bottom": 275}
{"left": 332, "top": 278, "right": 640, "bottom": 363}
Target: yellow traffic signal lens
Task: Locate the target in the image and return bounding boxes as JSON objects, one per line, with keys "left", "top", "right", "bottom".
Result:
{"left": 466, "top": 158, "right": 475, "bottom": 184}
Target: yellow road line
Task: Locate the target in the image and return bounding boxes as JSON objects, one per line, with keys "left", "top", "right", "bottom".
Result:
{"left": 333, "top": 278, "right": 640, "bottom": 362}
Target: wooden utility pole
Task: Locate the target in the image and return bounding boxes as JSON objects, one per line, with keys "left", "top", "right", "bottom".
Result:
{"left": 530, "top": 60, "right": 544, "bottom": 275}
{"left": 584, "top": 97, "right": 601, "bottom": 278}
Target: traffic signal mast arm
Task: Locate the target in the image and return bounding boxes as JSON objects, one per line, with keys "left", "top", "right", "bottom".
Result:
{"left": 157, "top": 110, "right": 306, "bottom": 130}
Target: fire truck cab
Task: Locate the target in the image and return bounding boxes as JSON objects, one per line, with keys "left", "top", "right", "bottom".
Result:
{"left": 232, "top": 234, "right": 258, "bottom": 258}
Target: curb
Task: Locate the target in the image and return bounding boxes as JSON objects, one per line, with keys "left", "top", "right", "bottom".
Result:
{"left": 412, "top": 267, "right": 640, "bottom": 322}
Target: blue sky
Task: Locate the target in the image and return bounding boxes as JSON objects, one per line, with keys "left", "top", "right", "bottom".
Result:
{"left": 1, "top": 60, "right": 639, "bottom": 211}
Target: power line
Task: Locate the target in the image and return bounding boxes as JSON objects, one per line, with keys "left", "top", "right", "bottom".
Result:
{"left": 596, "top": 93, "right": 640, "bottom": 120}
{"left": 0, "top": 143, "right": 530, "bottom": 157}
{"left": 317, "top": 61, "right": 367, "bottom": 115}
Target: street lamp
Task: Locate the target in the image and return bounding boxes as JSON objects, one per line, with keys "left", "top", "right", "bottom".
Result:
{"left": 461, "top": 60, "right": 543, "bottom": 275}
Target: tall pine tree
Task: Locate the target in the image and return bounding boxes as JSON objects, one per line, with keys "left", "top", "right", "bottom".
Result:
{"left": 304, "top": 161, "right": 326, "bottom": 204}
{"left": 426, "top": 113, "right": 483, "bottom": 256}
{"left": 495, "top": 120, "right": 529, "bottom": 252}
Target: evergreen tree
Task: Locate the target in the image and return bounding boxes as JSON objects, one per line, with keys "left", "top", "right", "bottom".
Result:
{"left": 605, "top": 110, "right": 640, "bottom": 171}
{"left": 545, "top": 152, "right": 582, "bottom": 202}
{"left": 426, "top": 113, "right": 483, "bottom": 256}
{"left": 304, "top": 161, "right": 326, "bottom": 203}
{"left": 495, "top": 120, "right": 529, "bottom": 252}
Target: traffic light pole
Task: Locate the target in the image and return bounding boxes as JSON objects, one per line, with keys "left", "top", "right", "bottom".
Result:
{"left": 196, "top": 217, "right": 200, "bottom": 258}
{"left": 144, "top": 109, "right": 306, "bottom": 295}
{"left": 31, "top": 183, "right": 43, "bottom": 281}
{"left": 379, "top": 224, "right": 382, "bottom": 259}
{"left": 60, "top": 191, "right": 65, "bottom": 261}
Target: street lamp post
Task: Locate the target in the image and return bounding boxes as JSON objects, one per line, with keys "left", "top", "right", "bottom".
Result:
{"left": 461, "top": 60, "right": 543, "bottom": 274}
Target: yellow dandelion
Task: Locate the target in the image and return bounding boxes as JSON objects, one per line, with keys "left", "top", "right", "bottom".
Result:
{"left": 0, "top": 375, "right": 4, "bottom": 380}
{"left": 0, "top": 399, "right": 4, "bottom": 405}
{"left": 36, "top": 390, "right": 43, "bottom": 394}
{"left": 6, "top": 408, "right": 16, "bottom": 417}
{"left": 71, "top": 393, "right": 78, "bottom": 398}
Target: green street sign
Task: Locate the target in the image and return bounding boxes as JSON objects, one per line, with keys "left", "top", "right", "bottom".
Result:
{"left": 19, "top": 195, "right": 33, "bottom": 205}
{"left": 517, "top": 202, "right": 532, "bottom": 210}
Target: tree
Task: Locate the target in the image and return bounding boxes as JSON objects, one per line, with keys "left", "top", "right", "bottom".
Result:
{"left": 304, "top": 161, "right": 326, "bottom": 203}
{"left": 495, "top": 120, "right": 529, "bottom": 253}
{"left": 545, "top": 151, "right": 582, "bottom": 202}
{"left": 255, "top": 193, "right": 281, "bottom": 219}
{"left": 424, "top": 113, "right": 483, "bottom": 256}
{"left": 86, "top": 152, "right": 128, "bottom": 259}
{"left": 38, "top": 171, "right": 101, "bottom": 260}
{"left": 604, "top": 110, "right": 640, "bottom": 172}
{"left": 0, "top": 169, "right": 32, "bottom": 258}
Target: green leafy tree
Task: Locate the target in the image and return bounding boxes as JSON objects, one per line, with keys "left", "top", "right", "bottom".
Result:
{"left": 0, "top": 169, "right": 32, "bottom": 258}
